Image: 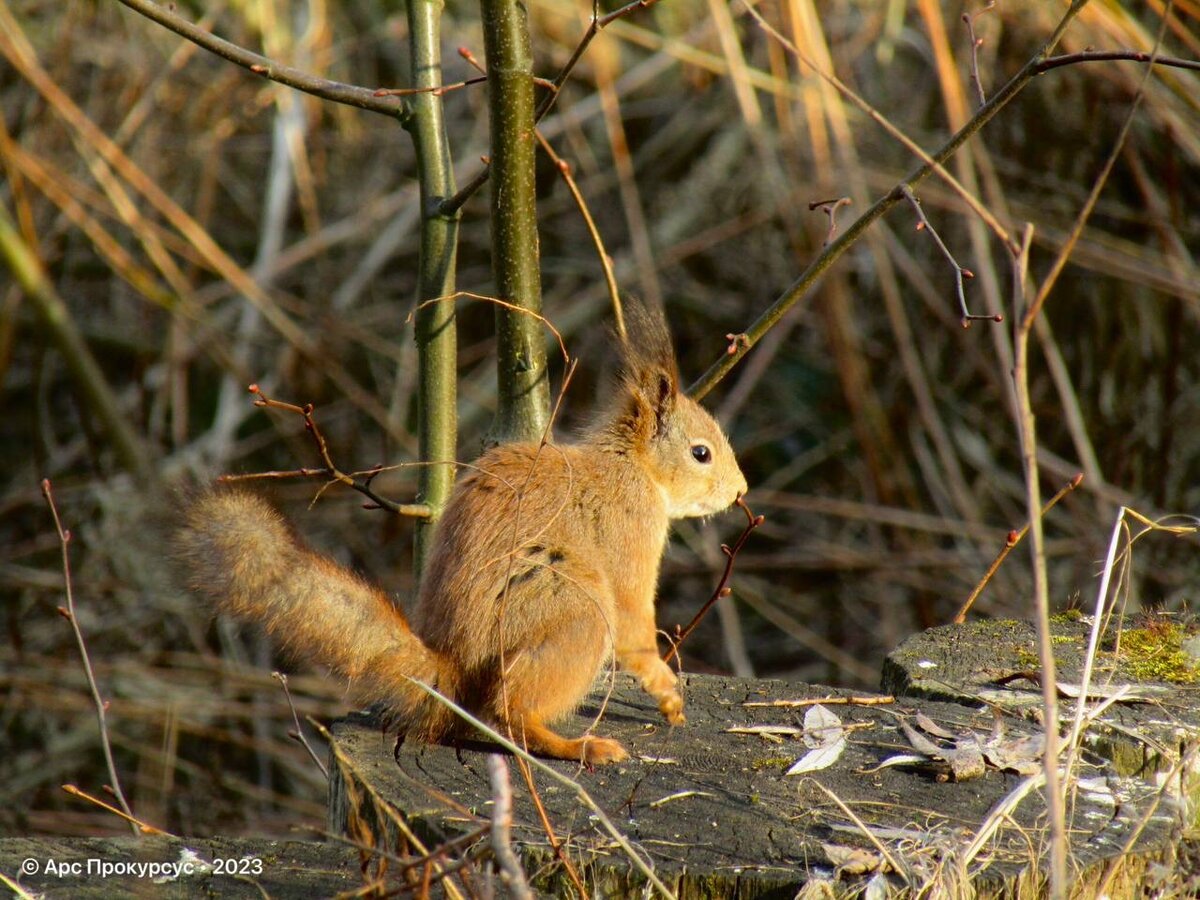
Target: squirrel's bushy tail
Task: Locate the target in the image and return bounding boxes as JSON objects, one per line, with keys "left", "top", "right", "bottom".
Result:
{"left": 173, "top": 489, "right": 455, "bottom": 738}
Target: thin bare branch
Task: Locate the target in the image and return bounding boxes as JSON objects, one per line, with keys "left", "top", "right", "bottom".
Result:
{"left": 534, "top": 132, "right": 623, "bottom": 339}
{"left": 1010, "top": 11, "right": 1169, "bottom": 892}
{"left": 900, "top": 185, "right": 1000, "bottom": 327}
{"left": 43, "top": 480, "right": 139, "bottom": 835}
{"left": 664, "top": 497, "right": 764, "bottom": 665}
{"left": 273, "top": 673, "right": 329, "bottom": 779}
{"left": 486, "top": 756, "right": 533, "bottom": 900}
{"left": 689, "top": 0, "right": 1092, "bottom": 400}
{"left": 808, "top": 196, "right": 852, "bottom": 246}
{"left": 952, "top": 473, "right": 1084, "bottom": 624}
{"left": 240, "top": 385, "right": 433, "bottom": 518}
{"left": 1036, "top": 49, "right": 1200, "bottom": 74}
{"left": 112, "top": 0, "right": 412, "bottom": 118}
{"left": 962, "top": 1, "right": 996, "bottom": 108}
{"left": 60, "top": 785, "right": 170, "bottom": 837}
{"left": 512, "top": 754, "right": 588, "bottom": 898}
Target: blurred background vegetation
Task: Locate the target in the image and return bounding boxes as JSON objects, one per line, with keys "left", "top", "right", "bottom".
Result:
{"left": 1, "top": 0, "right": 1197, "bottom": 838}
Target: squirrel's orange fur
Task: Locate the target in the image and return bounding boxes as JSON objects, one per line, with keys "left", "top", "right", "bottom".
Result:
{"left": 174, "top": 299, "right": 747, "bottom": 764}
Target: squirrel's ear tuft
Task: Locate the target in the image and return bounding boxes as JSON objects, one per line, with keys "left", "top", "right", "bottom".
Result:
{"left": 598, "top": 296, "right": 684, "bottom": 446}
{"left": 619, "top": 296, "right": 679, "bottom": 390}
{"left": 619, "top": 296, "right": 679, "bottom": 378}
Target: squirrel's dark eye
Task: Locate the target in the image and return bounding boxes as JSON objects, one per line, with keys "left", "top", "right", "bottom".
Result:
{"left": 691, "top": 443, "right": 712, "bottom": 464}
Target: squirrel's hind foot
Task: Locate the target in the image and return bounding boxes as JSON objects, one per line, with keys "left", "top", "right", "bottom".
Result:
{"left": 510, "top": 713, "right": 628, "bottom": 765}
{"left": 576, "top": 735, "right": 628, "bottom": 765}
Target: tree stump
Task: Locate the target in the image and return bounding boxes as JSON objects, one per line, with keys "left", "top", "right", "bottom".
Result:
{"left": 328, "top": 671, "right": 1183, "bottom": 897}
{"left": 884, "top": 615, "right": 1200, "bottom": 825}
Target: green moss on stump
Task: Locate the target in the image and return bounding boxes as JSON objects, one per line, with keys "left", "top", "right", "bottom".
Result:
{"left": 1116, "top": 622, "right": 1200, "bottom": 684}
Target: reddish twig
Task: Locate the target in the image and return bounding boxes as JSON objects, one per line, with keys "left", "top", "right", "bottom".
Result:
{"left": 230, "top": 384, "right": 432, "bottom": 518}
{"left": 808, "top": 196, "right": 852, "bottom": 246}
{"left": 900, "top": 185, "right": 1000, "bottom": 328}
{"left": 952, "top": 473, "right": 1084, "bottom": 624}
{"left": 534, "top": 131, "right": 622, "bottom": 340}
{"left": 511, "top": 754, "right": 588, "bottom": 899}
{"left": 663, "top": 496, "right": 764, "bottom": 664}
{"left": 458, "top": 45, "right": 486, "bottom": 74}
{"left": 450, "top": 45, "right": 555, "bottom": 91}
{"left": 724, "top": 333, "right": 750, "bottom": 356}
{"left": 962, "top": 1, "right": 996, "bottom": 108}
{"left": 42, "top": 479, "right": 139, "bottom": 835}
{"left": 375, "top": 75, "right": 488, "bottom": 98}
{"left": 438, "top": 0, "right": 660, "bottom": 217}
{"left": 406, "top": 291, "right": 572, "bottom": 365}
{"left": 377, "top": 46, "right": 552, "bottom": 100}
{"left": 61, "top": 785, "right": 169, "bottom": 836}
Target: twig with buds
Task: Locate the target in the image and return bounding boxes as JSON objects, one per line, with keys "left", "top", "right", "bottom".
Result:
{"left": 664, "top": 496, "right": 764, "bottom": 664}
{"left": 900, "top": 185, "right": 1000, "bottom": 328}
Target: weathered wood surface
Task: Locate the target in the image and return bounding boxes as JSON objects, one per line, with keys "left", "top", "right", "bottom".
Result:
{"left": 884, "top": 615, "right": 1200, "bottom": 820}
{"left": 328, "top": 672, "right": 1182, "bottom": 898}
{"left": 9, "top": 620, "right": 1194, "bottom": 898}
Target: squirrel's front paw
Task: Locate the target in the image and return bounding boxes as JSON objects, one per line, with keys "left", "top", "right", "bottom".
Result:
{"left": 659, "top": 691, "right": 686, "bottom": 726}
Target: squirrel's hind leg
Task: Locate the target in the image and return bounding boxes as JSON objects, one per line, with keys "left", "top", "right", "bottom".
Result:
{"left": 487, "top": 563, "right": 626, "bottom": 764}
{"left": 509, "top": 712, "right": 628, "bottom": 765}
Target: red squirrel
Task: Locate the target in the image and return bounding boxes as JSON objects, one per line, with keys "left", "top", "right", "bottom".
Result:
{"left": 174, "top": 299, "right": 747, "bottom": 764}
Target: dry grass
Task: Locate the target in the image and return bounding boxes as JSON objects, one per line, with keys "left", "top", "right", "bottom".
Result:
{"left": 1, "top": 0, "right": 1198, "bottom": 847}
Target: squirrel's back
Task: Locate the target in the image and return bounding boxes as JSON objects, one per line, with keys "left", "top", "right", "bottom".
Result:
{"left": 413, "top": 441, "right": 667, "bottom": 667}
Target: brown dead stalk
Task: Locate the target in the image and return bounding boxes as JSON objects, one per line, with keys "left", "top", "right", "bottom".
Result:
{"left": 953, "top": 473, "right": 1084, "bottom": 624}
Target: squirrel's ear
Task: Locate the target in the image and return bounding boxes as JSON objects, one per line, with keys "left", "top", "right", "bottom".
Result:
{"left": 618, "top": 364, "right": 676, "bottom": 445}
{"left": 648, "top": 366, "right": 676, "bottom": 438}
{"left": 611, "top": 295, "right": 681, "bottom": 442}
